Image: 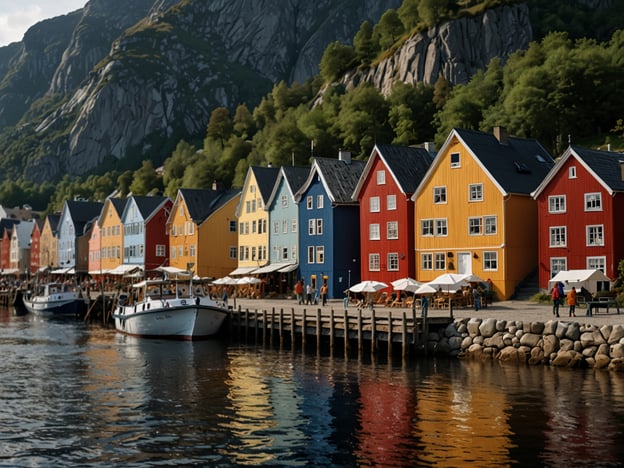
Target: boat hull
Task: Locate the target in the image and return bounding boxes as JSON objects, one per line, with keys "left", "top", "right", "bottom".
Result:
{"left": 113, "top": 298, "right": 228, "bottom": 340}
{"left": 23, "top": 295, "right": 85, "bottom": 316}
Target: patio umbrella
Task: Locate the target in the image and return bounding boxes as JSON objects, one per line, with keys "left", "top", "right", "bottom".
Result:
{"left": 414, "top": 283, "right": 437, "bottom": 295}
{"left": 461, "top": 273, "right": 485, "bottom": 283}
{"left": 426, "top": 273, "right": 469, "bottom": 293}
{"left": 349, "top": 280, "right": 388, "bottom": 293}
{"left": 237, "top": 276, "right": 262, "bottom": 285}
{"left": 391, "top": 277, "right": 422, "bottom": 292}
{"left": 212, "top": 276, "right": 232, "bottom": 285}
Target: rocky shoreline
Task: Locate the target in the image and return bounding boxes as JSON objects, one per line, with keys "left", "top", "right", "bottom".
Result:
{"left": 428, "top": 317, "right": 624, "bottom": 371}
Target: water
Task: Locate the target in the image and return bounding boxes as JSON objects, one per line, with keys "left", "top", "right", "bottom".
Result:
{"left": 2, "top": 307, "right": 624, "bottom": 467}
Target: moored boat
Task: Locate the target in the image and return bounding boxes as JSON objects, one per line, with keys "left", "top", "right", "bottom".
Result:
{"left": 22, "top": 282, "right": 87, "bottom": 316}
{"left": 112, "top": 278, "right": 228, "bottom": 340}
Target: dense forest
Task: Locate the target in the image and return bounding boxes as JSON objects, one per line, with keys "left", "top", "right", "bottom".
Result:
{"left": 1, "top": 0, "right": 622, "bottom": 213}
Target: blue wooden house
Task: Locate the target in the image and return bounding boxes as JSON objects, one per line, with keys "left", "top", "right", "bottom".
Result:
{"left": 295, "top": 151, "right": 365, "bottom": 299}
{"left": 57, "top": 199, "right": 104, "bottom": 274}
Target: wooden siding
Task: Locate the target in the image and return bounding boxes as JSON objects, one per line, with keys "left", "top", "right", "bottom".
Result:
{"left": 99, "top": 200, "right": 123, "bottom": 272}
{"left": 168, "top": 196, "right": 198, "bottom": 274}
{"left": 238, "top": 172, "right": 270, "bottom": 270}
{"left": 143, "top": 199, "right": 172, "bottom": 272}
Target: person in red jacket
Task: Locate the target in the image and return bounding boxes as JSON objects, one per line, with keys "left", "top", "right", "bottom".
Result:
{"left": 567, "top": 286, "right": 577, "bottom": 317}
{"left": 551, "top": 285, "right": 560, "bottom": 317}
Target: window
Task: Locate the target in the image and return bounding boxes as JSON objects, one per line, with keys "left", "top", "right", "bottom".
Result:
{"left": 229, "top": 220, "right": 236, "bottom": 232}
{"left": 292, "top": 245, "right": 297, "bottom": 260}
{"left": 484, "top": 216, "right": 497, "bottom": 235}
{"left": 317, "top": 195, "right": 324, "bottom": 209}
{"left": 450, "top": 152, "right": 460, "bottom": 168}
{"left": 308, "top": 219, "right": 316, "bottom": 235}
{"left": 469, "top": 184, "right": 483, "bottom": 201}
{"left": 387, "top": 194, "right": 396, "bottom": 210}
{"left": 252, "top": 220, "right": 257, "bottom": 234}
{"left": 585, "top": 193, "right": 602, "bottom": 211}
{"left": 306, "top": 196, "right": 313, "bottom": 209}
{"left": 308, "top": 246, "right": 315, "bottom": 264}
{"left": 281, "top": 195, "right": 288, "bottom": 207}
{"left": 316, "top": 219, "right": 323, "bottom": 235}
{"left": 586, "top": 225, "right": 604, "bottom": 246}
{"left": 435, "top": 219, "right": 448, "bottom": 236}
{"left": 190, "top": 245, "right": 196, "bottom": 257}
{"left": 376, "top": 170, "right": 386, "bottom": 185}
{"left": 155, "top": 244, "right": 166, "bottom": 257}
{"left": 251, "top": 246, "right": 256, "bottom": 261}
{"left": 316, "top": 246, "right": 325, "bottom": 264}
{"left": 229, "top": 246, "right": 237, "bottom": 259}
{"left": 171, "top": 246, "right": 176, "bottom": 259}
{"left": 291, "top": 219, "right": 297, "bottom": 233}
{"left": 569, "top": 166, "right": 576, "bottom": 178}
{"left": 421, "top": 219, "right": 434, "bottom": 236}
{"left": 387, "top": 221, "right": 398, "bottom": 239}
{"left": 239, "top": 222, "right": 244, "bottom": 235}
{"left": 244, "top": 222, "right": 249, "bottom": 235}
{"left": 369, "top": 253, "right": 380, "bottom": 271}
{"left": 282, "top": 247, "right": 289, "bottom": 261}
{"left": 421, "top": 253, "right": 432, "bottom": 270}
{"left": 433, "top": 186, "right": 446, "bottom": 203}
{"left": 549, "top": 226, "right": 567, "bottom": 247}
{"left": 251, "top": 199, "right": 256, "bottom": 212}
{"left": 273, "top": 221, "right": 279, "bottom": 234}
{"left": 369, "top": 196, "right": 380, "bottom": 212}
{"left": 587, "top": 256, "right": 606, "bottom": 272}
{"left": 369, "top": 223, "right": 380, "bottom": 240}
{"left": 468, "top": 217, "right": 482, "bottom": 235}
{"left": 483, "top": 251, "right": 498, "bottom": 270}
{"left": 548, "top": 195, "right": 566, "bottom": 213}
{"left": 245, "top": 200, "right": 251, "bottom": 213}
{"left": 282, "top": 220, "right": 288, "bottom": 233}
{"left": 551, "top": 257, "right": 567, "bottom": 277}
{"left": 388, "top": 253, "right": 399, "bottom": 271}
{"left": 434, "top": 253, "right": 446, "bottom": 270}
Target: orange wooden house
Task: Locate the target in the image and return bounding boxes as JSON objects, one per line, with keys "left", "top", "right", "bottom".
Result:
{"left": 412, "top": 127, "right": 554, "bottom": 299}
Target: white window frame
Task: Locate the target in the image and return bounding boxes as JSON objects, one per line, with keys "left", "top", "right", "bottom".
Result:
{"left": 434, "top": 219, "right": 448, "bottom": 236}
{"left": 469, "top": 184, "right": 483, "bottom": 202}
{"left": 421, "top": 219, "right": 434, "bottom": 236}
{"left": 484, "top": 216, "right": 497, "bottom": 235}
{"left": 317, "top": 195, "right": 324, "bottom": 209}
{"left": 386, "top": 194, "right": 396, "bottom": 210}
{"left": 584, "top": 192, "right": 602, "bottom": 211}
{"left": 433, "top": 186, "right": 446, "bottom": 204}
{"left": 587, "top": 256, "right": 606, "bottom": 272}
{"left": 388, "top": 253, "right": 399, "bottom": 271}
{"left": 307, "top": 246, "right": 315, "bottom": 264}
{"left": 369, "top": 196, "right": 380, "bottom": 213}
{"left": 308, "top": 219, "right": 316, "bottom": 235}
{"left": 550, "top": 257, "right": 567, "bottom": 277}
{"left": 569, "top": 166, "right": 576, "bottom": 179}
{"left": 386, "top": 221, "right": 398, "bottom": 240}
{"left": 468, "top": 217, "right": 482, "bottom": 235}
{"left": 549, "top": 226, "right": 567, "bottom": 247}
{"left": 316, "top": 219, "right": 323, "bottom": 235}
{"left": 421, "top": 253, "right": 432, "bottom": 270}
{"left": 450, "top": 152, "right": 460, "bottom": 168}
{"left": 483, "top": 251, "right": 498, "bottom": 271}
{"left": 586, "top": 225, "right": 604, "bottom": 246}
{"left": 369, "top": 223, "right": 380, "bottom": 240}
{"left": 306, "top": 196, "right": 313, "bottom": 210}
{"left": 434, "top": 253, "right": 446, "bottom": 270}
{"left": 369, "top": 253, "right": 380, "bottom": 271}
{"left": 376, "top": 170, "right": 386, "bottom": 185}
{"left": 281, "top": 195, "right": 288, "bottom": 207}
{"left": 548, "top": 195, "right": 566, "bottom": 213}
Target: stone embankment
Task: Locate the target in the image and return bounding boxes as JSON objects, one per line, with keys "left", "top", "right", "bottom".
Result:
{"left": 429, "top": 317, "right": 624, "bottom": 371}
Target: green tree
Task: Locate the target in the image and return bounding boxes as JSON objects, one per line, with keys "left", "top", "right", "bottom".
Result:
{"left": 129, "top": 160, "right": 162, "bottom": 196}
{"left": 387, "top": 82, "right": 435, "bottom": 145}
{"left": 233, "top": 104, "right": 255, "bottom": 138}
{"left": 432, "top": 75, "right": 452, "bottom": 109}
{"left": 373, "top": 9, "right": 405, "bottom": 50}
{"left": 353, "top": 21, "right": 377, "bottom": 65}
{"left": 319, "top": 41, "right": 356, "bottom": 83}
{"left": 418, "top": 0, "right": 453, "bottom": 27}
{"left": 398, "top": 0, "right": 421, "bottom": 30}
{"left": 206, "top": 107, "right": 233, "bottom": 148}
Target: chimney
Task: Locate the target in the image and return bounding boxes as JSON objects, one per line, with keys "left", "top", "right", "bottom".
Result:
{"left": 424, "top": 142, "right": 436, "bottom": 154}
{"left": 493, "top": 126, "right": 508, "bottom": 145}
{"left": 338, "top": 149, "right": 351, "bottom": 164}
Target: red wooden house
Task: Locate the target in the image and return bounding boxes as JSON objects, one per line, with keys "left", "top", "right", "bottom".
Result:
{"left": 531, "top": 145, "right": 624, "bottom": 288}
{"left": 352, "top": 144, "right": 434, "bottom": 287}
{"left": 29, "top": 219, "right": 44, "bottom": 274}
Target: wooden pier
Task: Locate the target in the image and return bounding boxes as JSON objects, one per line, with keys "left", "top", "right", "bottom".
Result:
{"left": 228, "top": 306, "right": 452, "bottom": 360}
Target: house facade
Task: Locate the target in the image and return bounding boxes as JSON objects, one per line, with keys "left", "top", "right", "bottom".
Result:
{"left": 10, "top": 220, "right": 35, "bottom": 275}
{"left": 88, "top": 221, "right": 102, "bottom": 276}
{"left": 233, "top": 166, "right": 279, "bottom": 276}
{"left": 57, "top": 200, "right": 104, "bottom": 274}
{"left": 168, "top": 188, "right": 240, "bottom": 278}
{"left": 98, "top": 198, "right": 127, "bottom": 273}
{"left": 352, "top": 144, "right": 434, "bottom": 287}
{"left": 295, "top": 152, "right": 365, "bottom": 299}
{"left": 531, "top": 145, "right": 624, "bottom": 288}
{"left": 40, "top": 214, "right": 60, "bottom": 269}
{"left": 121, "top": 196, "right": 172, "bottom": 272}
{"left": 29, "top": 219, "right": 44, "bottom": 274}
{"left": 412, "top": 127, "right": 553, "bottom": 299}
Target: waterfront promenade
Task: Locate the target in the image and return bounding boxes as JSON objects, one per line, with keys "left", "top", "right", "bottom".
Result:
{"left": 232, "top": 296, "right": 623, "bottom": 327}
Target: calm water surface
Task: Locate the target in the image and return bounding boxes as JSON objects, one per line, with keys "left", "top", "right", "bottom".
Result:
{"left": 2, "top": 307, "right": 624, "bottom": 466}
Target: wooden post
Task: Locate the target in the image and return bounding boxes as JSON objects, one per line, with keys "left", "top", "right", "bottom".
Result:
{"left": 254, "top": 308, "right": 260, "bottom": 344}
{"left": 316, "top": 308, "right": 321, "bottom": 351}
{"left": 270, "top": 308, "right": 275, "bottom": 347}
{"left": 262, "top": 309, "right": 268, "bottom": 346}
{"left": 329, "top": 308, "right": 335, "bottom": 355}
{"left": 290, "top": 308, "right": 296, "bottom": 349}
{"left": 244, "top": 308, "right": 249, "bottom": 342}
{"left": 301, "top": 309, "right": 307, "bottom": 351}
{"left": 279, "top": 308, "right": 284, "bottom": 348}
{"left": 343, "top": 309, "right": 349, "bottom": 358}
{"left": 357, "top": 308, "right": 363, "bottom": 357}
{"left": 402, "top": 311, "right": 408, "bottom": 359}
{"left": 371, "top": 308, "right": 377, "bottom": 356}
{"left": 387, "top": 311, "right": 392, "bottom": 361}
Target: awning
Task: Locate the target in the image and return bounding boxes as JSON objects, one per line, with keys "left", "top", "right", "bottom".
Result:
{"left": 229, "top": 266, "right": 258, "bottom": 276}
{"left": 51, "top": 267, "right": 74, "bottom": 274}
{"left": 89, "top": 269, "right": 110, "bottom": 275}
{"left": 253, "top": 263, "right": 283, "bottom": 274}
{"left": 1, "top": 268, "right": 19, "bottom": 275}
{"left": 108, "top": 264, "right": 143, "bottom": 275}
{"left": 278, "top": 263, "right": 298, "bottom": 273}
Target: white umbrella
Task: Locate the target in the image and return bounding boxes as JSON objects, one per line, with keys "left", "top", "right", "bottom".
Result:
{"left": 349, "top": 280, "right": 388, "bottom": 293}
{"left": 414, "top": 283, "right": 437, "bottom": 295}
{"left": 391, "top": 277, "right": 422, "bottom": 292}
{"left": 237, "top": 276, "right": 262, "bottom": 285}
{"left": 462, "top": 273, "right": 485, "bottom": 283}
{"left": 213, "top": 276, "right": 232, "bottom": 285}
{"left": 426, "top": 273, "right": 469, "bottom": 292}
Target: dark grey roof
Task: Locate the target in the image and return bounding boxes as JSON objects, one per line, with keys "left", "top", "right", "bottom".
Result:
{"left": 180, "top": 188, "right": 240, "bottom": 223}
{"left": 65, "top": 200, "right": 104, "bottom": 236}
{"left": 251, "top": 166, "right": 280, "bottom": 203}
{"left": 315, "top": 158, "right": 366, "bottom": 203}
{"left": 131, "top": 196, "right": 171, "bottom": 220}
{"left": 456, "top": 128, "right": 554, "bottom": 194}
{"left": 109, "top": 197, "right": 128, "bottom": 216}
{"left": 281, "top": 166, "right": 310, "bottom": 194}
{"left": 0, "top": 218, "right": 19, "bottom": 238}
{"left": 571, "top": 145, "right": 624, "bottom": 192}
{"left": 375, "top": 144, "right": 434, "bottom": 193}
{"left": 46, "top": 214, "right": 60, "bottom": 233}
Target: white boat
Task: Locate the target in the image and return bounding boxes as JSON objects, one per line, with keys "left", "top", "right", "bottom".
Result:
{"left": 112, "top": 278, "right": 228, "bottom": 340}
{"left": 22, "top": 282, "right": 87, "bottom": 316}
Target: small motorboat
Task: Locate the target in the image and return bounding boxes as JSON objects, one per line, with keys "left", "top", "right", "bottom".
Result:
{"left": 22, "top": 282, "right": 87, "bottom": 316}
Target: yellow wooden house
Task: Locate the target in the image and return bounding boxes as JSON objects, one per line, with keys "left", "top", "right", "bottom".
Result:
{"left": 412, "top": 127, "right": 554, "bottom": 299}
{"left": 40, "top": 214, "right": 60, "bottom": 269}
{"left": 167, "top": 187, "right": 241, "bottom": 279}
{"left": 98, "top": 198, "right": 127, "bottom": 273}
{"left": 232, "top": 166, "right": 279, "bottom": 276}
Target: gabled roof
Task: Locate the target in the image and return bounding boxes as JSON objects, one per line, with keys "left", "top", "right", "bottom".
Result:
{"left": 44, "top": 214, "right": 60, "bottom": 234}
{"left": 0, "top": 219, "right": 20, "bottom": 238}
{"left": 532, "top": 145, "right": 624, "bottom": 198}
{"left": 415, "top": 128, "right": 554, "bottom": 199}
{"left": 63, "top": 200, "right": 104, "bottom": 236}
{"left": 122, "top": 195, "right": 171, "bottom": 223}
{"left": 251, "top": 166, "right": 280, "bottom": 204}
{"left": 266, "top": 166, "right": 310, "bottom": 208}
{"left": 296, "top": 157, "right": 366, "bottom": 204}
{"left": 352, "top": 143, "right": 434, "bottom": 200}
{"left": 98, "top": 197, "right": 127, "bottom": 225}
{"left": 178, "top": 188, "right": 241, "bottom": 224}
{"left": 12, "top": 220, "right": 35, "bottom": 246}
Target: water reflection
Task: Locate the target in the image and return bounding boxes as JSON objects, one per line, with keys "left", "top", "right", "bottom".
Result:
{"left": 2, "top": 307, "right": 624, "bottom": 466}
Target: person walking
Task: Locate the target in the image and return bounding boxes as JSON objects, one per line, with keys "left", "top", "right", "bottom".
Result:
{"left": 551, "top": 285, "right": 560, "bottom": 317}
{"left": 567, "top": 286, "right": 577, "bottom": 317}
{"left": 320, "top": 283, "right": 328, "bottom": 306}
{"left": 305, "top": 284, "right": 312, "bottom": 305}
{"left": 421, "top": 295, "right": 429, "bottom": 318}
{"left": 295, "top": 280, "right": 304, "bottom": 304}
{"left": 472, "top": 287, "right": 481, "bottom": 311}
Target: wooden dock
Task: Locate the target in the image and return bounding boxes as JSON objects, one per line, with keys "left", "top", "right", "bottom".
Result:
{"left": 228, "top": 306, "right": 452, "bottom": 360}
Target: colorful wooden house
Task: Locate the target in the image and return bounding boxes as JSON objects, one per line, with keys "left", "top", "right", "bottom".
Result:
{"left": 257, "top": 165, "right": 310, "bottom": 294}
{"left": 29, "top": 219, "right": 44, "bottom": 274}
{"left": 57, "top": 200, "right": 103, "bottom": 274}
{"left": 88, "top": 220, "right": 102, "bottom": 276}
{"left": 98, "top": 198, "right": 128, "bottom": 273}
{"left": 531, "top": 145, "right": 624, "bottom": 288}
{"left": 10, "top": 220, "right": 35, "bottom": 275}
{"left": 40, "top": 214, "right": 60, "bottom": 269}
{"left": 168, "top": 187, "right": 240, "bottom": 279}
{"left": 0, "top": 219, "right": 19, "bottom": 273}
{"left": 233, "top": 166, "right": 279, "bottom": 276}
{"left": 412, "top": 127, "right": 553, "bottom": 299}
{"left": 121, "top": 195, "right": 172, "bottom": 273}
{"left": 352, "top": 144, "right": 434, "bottom": 287}
{"left": 295, "top": 151, "right": 365, "bottom": 299}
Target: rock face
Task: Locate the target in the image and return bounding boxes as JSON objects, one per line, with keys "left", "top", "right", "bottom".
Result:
{"left": 0, "top": 0, "right": 400, "bottom": 182}
{"left": 338, "top": 3, "right": 532, "bottom": 95}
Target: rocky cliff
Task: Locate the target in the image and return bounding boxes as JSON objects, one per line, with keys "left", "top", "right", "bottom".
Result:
{"left": 338, "top": 3, "right": 532, "bottom": 96}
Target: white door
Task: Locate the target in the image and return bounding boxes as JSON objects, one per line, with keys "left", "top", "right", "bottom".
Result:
{"left": 457, "top": 252, "right": 472, "bottom": 275}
